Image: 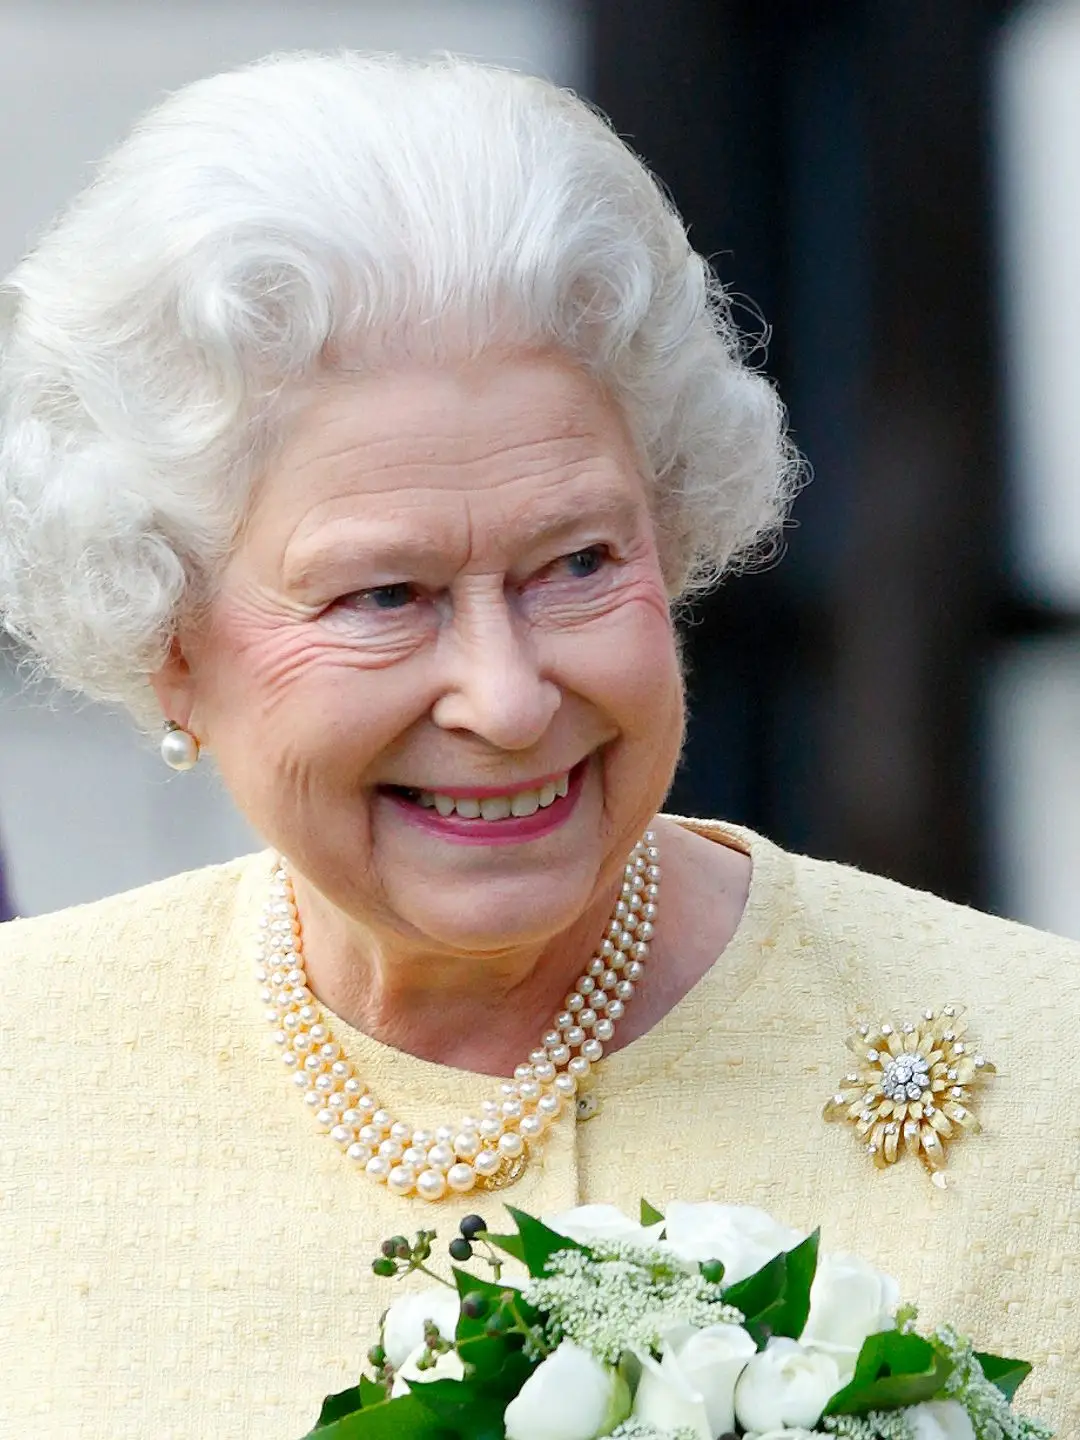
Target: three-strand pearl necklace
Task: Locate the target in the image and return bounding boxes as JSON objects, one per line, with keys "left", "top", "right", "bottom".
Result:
{"left": 256, "top": 832, "right": 660, "bottom": 1201}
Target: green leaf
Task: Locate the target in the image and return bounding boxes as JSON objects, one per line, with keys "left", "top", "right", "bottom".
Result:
{"left": 640, "top": 1198, "right": 665, "bottom": 1227}
{"left": 483, "top": 1231, "right": 525, "bottom": 1263}
{"left": 501, "top": 1206, "right": 591, "bottom": 1276}
{"left": 825, "top": 1330, "right": 954, "bottom": 1415}
{"left": 313, "top": 1385, "right": 365, "bottom": 1427}
{"left": 975, "top": 1351, "right": 1034, "bottom": 1402}
{"left": 299, "top": 1389, "right": 452, "bottom": 1439}
{"left": 357, "top": 1377, "right": 388, "bottom": 1407}
{"left": 721, "top": 1228, "right": 820, "bottom": 1345}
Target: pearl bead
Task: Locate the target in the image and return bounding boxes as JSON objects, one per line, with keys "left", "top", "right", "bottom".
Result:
{"left": 446, "top": 1162, "right": 477, "bottom": 1193}
{"left": 479, "top": 1117, "right": 504, "bottom": 1141}
{"left": 538, "top": 1093, "right": 561, "bottom": 1119}
{"left": 365, "top": 1156, "right": 391, "bottom": 1183}
{"left": 519, "top": 1114, "right": 545, "bottom": 1140}
{"left": 402, "top": 1146, "right": 427, "bottom": 1169}
{"left": 518, "top": 1080, "right": 541, "bottom": 1102}
{"left": 498, "top": 1131, "right": 525, "bottom": 1159}
{"left": 378, "top": 1140, "right": 404, "bottom": 1162}
{"left": 304, "top": 1090, "right": 322, "bottom": 1109}
{"left": 606, "top": 999, "right": 625, "bottom": 1021}
{"left": 315, "top": 1108, "right": 334, "bottom": 1130}
{"left": 387, "top": 1165, "right": 416, "bottom": 1196}
{"left": 454, "top": 1131, "right": 481, "bottom": 1160}
{"left": 372, "top": 1109, "right": 392, "bottom": 1130}
{"left": 427, "top": 1143, "right": 454, "bottom": 1170}
{"left": 390, "top": 1121, "right": 412, "bottom": 1143}
{"left": 542, "top": 1031, "right": 562, "bottom": 1049}
{"left": 417, "top": 1168, "right": 448, "bottom": 1201}
{"left": 616, "top": 979, "right": 635, "bottom": 1001}
{"left": 474, "top": 1148, "right": 502, "bottom": 1177}
{"left": 568, "top": 1056, "right": 591, "bottom": 1080}
{"left": 502, "top": 1100, "right": 523, "bottom": 1121}
{"left": 435, "top": 1125, "right": 455, "bottom": 1144}
{"left": 514, "top": 1064, "right": 535, "bottom": 1082}
{"left": 595, "top": 1018, "right": 615, "bottom": 1042}
{"left": 347, "top": 1142, "right": 373, "bottom": 1165}
{"left": 581, "top": 1038, "right": 604, "bottom": 1063}
{"left": 358, "top": 1125, "right": 381, "bottom": 1146}
{"left": 548, "top": 1044, "right": 571, "bottom": 1066}
{"left": 160, "top": 725, "right": 200, "bottom": 771}
{"left": 533, "top": 1060, "right": 556, "bottom": 1083}
{"left": 578, "top": 1009, "right": 597, "bottom": 1030}
{"left": 564, "top": 1027, "right": 585, "bottom": 1049}
{"left": 554, "top": 1073, "right": 578, "bottom": 1097}
{"left": 411, "top": 1129, "right": 434, "bottom": 1149}
{"left": 330, "top": 1124, "right": 352, "bottom": 1145}
{"left": 587, "top": 958, "right": 606, "bottom": 977}
{"left": 530, "top": 1048, "right": 549, "bottom": 1065}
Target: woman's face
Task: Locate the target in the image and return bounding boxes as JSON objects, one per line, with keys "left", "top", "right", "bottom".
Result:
{"left": 166, "top": 352, "right": 685, "bottom": 955}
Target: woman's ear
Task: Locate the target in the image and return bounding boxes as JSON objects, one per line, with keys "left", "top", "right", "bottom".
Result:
{"left": 150, "top": 636, "right": 201, "bottom": 736}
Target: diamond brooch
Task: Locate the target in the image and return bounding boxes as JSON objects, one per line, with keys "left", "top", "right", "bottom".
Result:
{"left": 823, "top": 1006, "right": 995, "bottom": 1187}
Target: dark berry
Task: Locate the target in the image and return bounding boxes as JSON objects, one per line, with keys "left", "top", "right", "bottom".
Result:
{"left": 459, "top": 1214, "right": 488, "bottom": 1240}
{"left": 461, "top": 1291, "right": 489, "bottom": 1320}
{"left": 371, "top": 1257, "right": 397, "bottom": 1277}
{"left": 448, "top": 1237, "right": 473, "bottom": 1262}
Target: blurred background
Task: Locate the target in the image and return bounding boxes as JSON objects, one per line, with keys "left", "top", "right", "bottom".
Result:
{"left": 1, "top": 0, "right": 1079, "bottom": 934}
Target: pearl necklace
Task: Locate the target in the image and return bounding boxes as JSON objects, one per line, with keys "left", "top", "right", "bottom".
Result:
{"left": 256, "top": 832, "right": 660, "bottom": 1201}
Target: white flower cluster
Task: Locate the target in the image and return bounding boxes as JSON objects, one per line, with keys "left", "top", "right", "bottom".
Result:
{"left": 523, "top": 1245, "right": 743, "bottom": 1365}
{"left": 935, "top": 1329, "right": 1053, "bottom": 1440}
{"left": 603, "top": 1422, "right": 701, "bottom": 1440}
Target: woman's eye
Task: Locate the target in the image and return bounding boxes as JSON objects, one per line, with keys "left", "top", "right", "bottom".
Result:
{"left": 354, "top": 583, "right": 417, "bottom": 611}
{"left": 561, "top": 546, "right": 607, "bottom": 578}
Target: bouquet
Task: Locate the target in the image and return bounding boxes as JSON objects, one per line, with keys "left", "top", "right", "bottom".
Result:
{"left": 301, "top": 1200, "right": 1052, "bottom": 1440}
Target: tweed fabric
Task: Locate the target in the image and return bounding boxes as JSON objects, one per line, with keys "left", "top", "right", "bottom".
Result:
{"left": 1, "top": 819, "right": 1077, "bottom": 1437}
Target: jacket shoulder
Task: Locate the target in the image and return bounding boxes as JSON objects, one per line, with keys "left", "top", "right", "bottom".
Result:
{"left": 0, "top": 852, "right": 267, "bottom": 968}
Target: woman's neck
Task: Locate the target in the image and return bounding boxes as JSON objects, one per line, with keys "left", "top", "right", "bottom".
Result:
{"left": 291, "top": 876, "right": 622, "bottom": 1076}
{"left": 288, "top": 816, "right": 752, "bottom": 1076}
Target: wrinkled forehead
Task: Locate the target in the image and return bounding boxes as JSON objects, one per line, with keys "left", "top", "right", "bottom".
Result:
{"left": 241, "top": 352, "right": 651, "bottom": 564}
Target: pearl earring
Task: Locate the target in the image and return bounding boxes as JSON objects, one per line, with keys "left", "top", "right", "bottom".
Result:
{"left": 160, "top": 720, "right": 200, "bottom": 771}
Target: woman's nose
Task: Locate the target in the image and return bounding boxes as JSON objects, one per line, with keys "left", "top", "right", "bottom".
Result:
{"left": 430, "top": 589, "right": 561, "bottom": 750}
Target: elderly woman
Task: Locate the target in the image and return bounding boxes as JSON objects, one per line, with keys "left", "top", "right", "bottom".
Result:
{"left": 0, "top": 51, "right": 1076, "bottom": 1439}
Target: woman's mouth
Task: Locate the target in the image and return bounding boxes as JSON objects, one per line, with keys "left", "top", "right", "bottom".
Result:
{"left": 380, "top": 762, "right": 587, "bottom": 844}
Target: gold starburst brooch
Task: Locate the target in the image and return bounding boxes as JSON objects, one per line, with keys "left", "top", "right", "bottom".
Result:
{"left": 823, "top": 1006, "right": 995, "bottom": 1187}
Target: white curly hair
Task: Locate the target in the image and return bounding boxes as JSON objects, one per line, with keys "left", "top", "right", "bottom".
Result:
{"left": 0, "top": 50, "right": 800, "bottom": 727}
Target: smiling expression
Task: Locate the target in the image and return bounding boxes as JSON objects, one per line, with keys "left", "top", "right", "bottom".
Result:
{"left": 162, "top": 351, "right": 686, "bottom": 958}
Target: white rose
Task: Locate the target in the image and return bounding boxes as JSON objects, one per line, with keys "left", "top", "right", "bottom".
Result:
{"left": 745, "top": 1431, "right": 819, "bottom": 1439}
{"left": 504, "top": 1340, "right": 630, "bottom": 1440}
{"left": 632, "top": 1322, "right": 756, "bottom": 1439}
{"left": 544, "top": 1203, "right": 665, "bottom": 1248}
{"left": 662, "top": 1203, "right": 804, "bottom": 1285}
{"left": 390, "top": 1341, "right": 465, "bottom": 1396}
{"left": 799, "top": 1253, "right": 900, "bottom": 1375}
{"left": 382, "top": 1286, "right": 461, "bottom": 1368}
{"left": 906, "top": 1400, "right": 977, "bottom": 1440}
{"left": 734, "top": 1338, "right": 842, "bottom": 1432}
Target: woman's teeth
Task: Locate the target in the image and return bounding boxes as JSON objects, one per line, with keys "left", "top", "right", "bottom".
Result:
{"left": 415, "top": 772, "right": 570, "bottom": 820}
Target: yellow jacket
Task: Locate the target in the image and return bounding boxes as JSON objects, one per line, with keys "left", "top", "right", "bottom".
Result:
{"left": 1, "top": 820, "right": 1076, "bottom": 1436}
